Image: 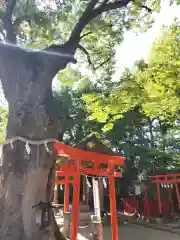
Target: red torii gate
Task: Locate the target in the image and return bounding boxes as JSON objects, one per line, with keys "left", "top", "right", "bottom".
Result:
{"left": 152, "top": 173, "right": 180, "bottom": 216}
{"left": 54, "top": 141, "right": 125, "bottom": 240}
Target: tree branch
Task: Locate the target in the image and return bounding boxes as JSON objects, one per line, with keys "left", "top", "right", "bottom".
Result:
{"left": 68, "top": 0, "right": 131, "bottom": 44}
{"left": 42, "top": 0, "right": 99, "bottom": 74}
{"left": 43, "top": 0, "right": 152, "bottom": 76}
{"left": 77, "top": 43, "right": 95, "bottom": 69}
{"left": 77, "top": 44, "right": 111, "bottom": 70}
{"left": 41, "top": 44, "right": 77, "bottom": 63}
{"left": 4, "top": 0, "right": 17, "bottom": 43}
{"left": 94, "top": 57, "right": 111, "bottom": 70}
{"left": 100, "top": 0, "right": 110, "bottom": 5}
{"left": 37, "top": 42, "right": 78, "bottom": 80}
{"left": 80, "top": 31, "right": 92, "bottom": 40}
{"left": 68, "top": 0, "right": 99, "bottom": 43}
{"left": 68, "top": 0, "right": 151, "bottom": 44}
{"left": 5, "top": 0, "right": 17, "bottom": 19}
{"left": 91, "top": 0, "right": 132, "bottom": 19}
{"left": 141, "top": 5, "right": 151, "bottom": 12}
{"left": 132, "top": 0, "right": 151, "bottom": 12}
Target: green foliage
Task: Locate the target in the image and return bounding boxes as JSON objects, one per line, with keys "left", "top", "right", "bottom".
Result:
{"left": 139, "top": 22, "right": 180, "bottom": 119}
{"left": 54, "top": 69, "right": 103, "bottom": 145}
{"left": 82, "top": 69, "right": 142, "bottom": 130}
{"left": 83, "top": 21, "right": 180, "bottom": 131}
{"left": 0, "top": 106, "right": 7, "bottom": 143}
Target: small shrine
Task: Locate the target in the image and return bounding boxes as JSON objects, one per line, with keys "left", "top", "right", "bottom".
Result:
{"left": 53, "top": 136, "right": 125, "bottom": 240}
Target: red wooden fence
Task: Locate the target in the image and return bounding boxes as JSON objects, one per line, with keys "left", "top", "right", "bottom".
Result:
{"left": 123, "top": 199, "right": 171, "bottom": 218}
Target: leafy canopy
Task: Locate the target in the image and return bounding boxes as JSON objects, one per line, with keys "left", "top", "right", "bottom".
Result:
{"left": 0, "top": 0, "right": 163, "bottom": 77}
{"left": 83, "top": 21, "right": 180, "bottom": 131}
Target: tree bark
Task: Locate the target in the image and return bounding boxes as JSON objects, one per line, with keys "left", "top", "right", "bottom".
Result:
{"left": 0, "top": 44, "right": 67, "bottom": 240}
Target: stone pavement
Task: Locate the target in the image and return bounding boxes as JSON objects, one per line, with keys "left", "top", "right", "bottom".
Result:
{"left": 119, "top": 213, "right": 180, "bottom": 236}
{"left": 73, "top": 222, "right": 180, "bottom": 240}
{"left": 56, "top": 213, "right": 180, "bottom": 240}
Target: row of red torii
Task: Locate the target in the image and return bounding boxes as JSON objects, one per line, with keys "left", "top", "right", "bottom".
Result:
{"left": 53, "top": 142, "right": 125, "bottom": 240}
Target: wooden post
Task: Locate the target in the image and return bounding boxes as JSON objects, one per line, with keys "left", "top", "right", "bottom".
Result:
{"left": 71, "top": 168, "right": 81, "bottom": 240}
{"left": 144, "top": 185, "right": 150, "bottom": 218}
{"left": 63, "top": 212, "right": 71, "bottom": 238}
{"left": 99, "top": 180, "right": 104, "bottom": 212}
{"left": 64, "top": 178, "right": 69, "bottom": 212}
{"left": 92, "top": 178, "right": 103, "bottom": 240}
{"left": 175, "top": 183, "right": 180, "bottom": 209}
{"left": 109, "top": 174, "right": 118, "bottom": 240}
{"left": 53, "top": 184, "right": 58, "bottom": 204}
{"left": 93, "top": 179, "right": 101, "bottom": 218}
{"left": 156, "top": 183, "right": 162, "bottom": 216}
{"left": 82, "top": 176, "right": 86, "bottom": 203}
{"left": 90, "top": 215, "right": 103, "bottom": 240}
{"left": 169, "top": 188, "right": 174, "bottom": 216}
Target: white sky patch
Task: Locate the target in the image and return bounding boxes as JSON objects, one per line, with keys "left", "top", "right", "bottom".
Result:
{"left": 115, "top": 2, "right": 179, "bottom": 75}
{"left": 36, "top": 0, "right": 57, "bottom": 10}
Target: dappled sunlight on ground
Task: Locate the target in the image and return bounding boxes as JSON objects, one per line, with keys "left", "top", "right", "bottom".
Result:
{"left": 77, "top": 233, "right": 89, "bottom": 240}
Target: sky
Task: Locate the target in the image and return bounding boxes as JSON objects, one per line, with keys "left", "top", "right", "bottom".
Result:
{"left": 115, "top": 2, "right": 179, "bottom": 73}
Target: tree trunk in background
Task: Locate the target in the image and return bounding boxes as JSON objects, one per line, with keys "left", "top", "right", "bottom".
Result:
{"left": 148, "top": 118, "right": 156, "bottom": 173}
{"left": 0, "top": 44, "right": 66, "bottom": 240}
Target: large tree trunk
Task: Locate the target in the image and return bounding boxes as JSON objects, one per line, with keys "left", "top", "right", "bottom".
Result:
{"left": 0, "top": 44, "right": 68, "bottom": 240}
